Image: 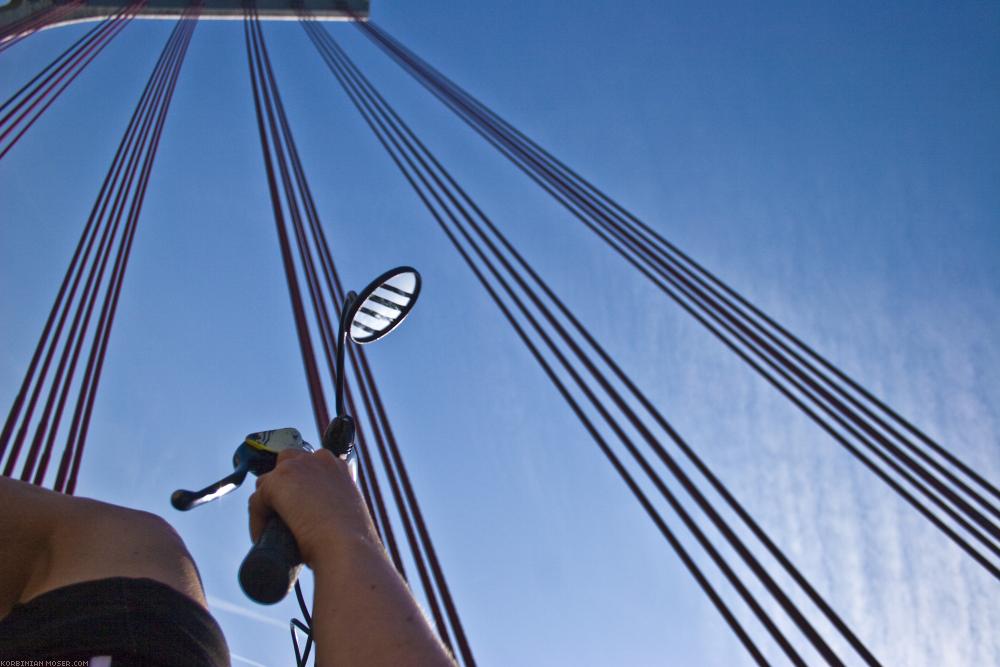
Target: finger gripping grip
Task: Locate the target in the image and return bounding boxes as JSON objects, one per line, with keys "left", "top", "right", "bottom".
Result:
{"left": 239, "top": 516, "right": 303, "bottom": 604}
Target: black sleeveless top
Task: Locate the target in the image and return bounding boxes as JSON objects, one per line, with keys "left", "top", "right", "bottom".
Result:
{"left": 0, "top": 577, "right": 230, "bottom": 666}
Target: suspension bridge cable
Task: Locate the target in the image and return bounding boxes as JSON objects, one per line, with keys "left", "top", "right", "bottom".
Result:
{"left": 244, "top": 8, "right": 328, "bottom": 437}
{"left": 336, "top": 56, "right": 886, "bottom": 658}
{"left": 416, "top": 92, "right": 1000, "bottom": 570}
{"left": 0, "top": 8, "right": 199, "bottom": 491}
{"left": 245, "top": 12, "right": 474, "bottom": 664}
{"left": 244, "top": 13, "right": 333, "bottom": 664}
{"left": 248, "top": 2, "right": 421, "bottom": 593}
{"left": 303, "top": 20, "right": 886, "bottom": 665}
{"left": 0, "top": 1, "right": 145, "bottom": 160}
{"left": 357, "top": 22, "right": 1000, "bottom": 572}
{"left": 343, "top": 59, "right": 887, "bottom": 661}
{"left": 269, "top": 44, "right": 476, "bottom": 651}
{"left": 0, "top": 0, "right": 83, "bottom": 53}
{"left": 312, "top": 32, "right": 830, "bottom": 664}
{"left": 424, "top": 103, "right": 1000, "bottom": 572}
{"left": 6, "top": 6, "right": 184, "bottom": 481}
{"left": 1, "top": 7, "right": 125, "bottom": 118}
{"left": 60, "top": 8, "right": 200, "bottom": 495}
{"left": 54, "top": 11, "right": 194, "bottom": 491}
{"left": 0, "top": 45, "right": 155, "bottom": 478}
{"left": 299, "top": 24, "right": 772, "bottom": 662}
{"left": 304, "top": 21, "right": 728, "bottom": 664}
{"left": 255, "top": 37, "right": 400, "bottom": 555}
{"left": 245, "top": 4, "right": 406, "bottom": 579}
{"left": 57, "top": 9, "right": 199, "bottom": 493}
{"left": 357, "top": 22, "right": 1000, "bottom": 525}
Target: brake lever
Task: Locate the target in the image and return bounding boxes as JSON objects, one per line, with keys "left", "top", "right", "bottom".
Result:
{"left": 170, "top": 428, "right": 312, "bottom": 511}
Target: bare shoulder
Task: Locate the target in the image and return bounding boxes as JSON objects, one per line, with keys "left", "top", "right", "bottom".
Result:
{"left": 0, "top": 476, "right": 205, "bottom": 613}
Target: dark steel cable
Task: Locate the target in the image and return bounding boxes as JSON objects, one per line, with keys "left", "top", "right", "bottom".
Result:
{"left": 246, "top": 11, "right": 416, "bottom": 663}
{"left": 360, "top": 21, "right": 1000, "bottom": 516}
{"left": 302, "top": 22, "right": 492, "bottom": 662}
{"left": 0, "top": 2, "right": 143, "bottom": 160}
{"left": 251, "top": 12, "right": 464, "bottom": 663}
{"left": 358, "top": 22, "right": 1000, "bottom": 563}
{"left": 489, "top": 121, "right": 1000, "bottom": 541}
{"left": 245, "top": 14, "right": 325, "bottom": 664}
{"left": 423, "top": 86, "right": 1000, "bottom": 564}
{"left": 419, "top": 87, "right": 1000, "bottom": 575}
{"left": 61, "top": 10, "right": 200, "bottom": 494}
{"left": 9, "top": 13, "right": 183, "bottom": 485}
{"left": 0, "top": 6, "right": 160, "bottom": 472}
{"left": 0, "top": 10, "right": 120, "bottom": 117}
{"left": 314, "top": 25, "right": 853, "bottom": 660}
{"left": 305, "top": 20, "right": 820, "bottom": 664}
{"left": 300, "top": 20, "right": 471, "bottom": 659}
{"left": 345, "top": 44, "right": 887, "bottom": 658}
{"left": 269, "top": 55, "right": 422, "bottom": 583}
{"left": 0, "top": 3, "right": 131, "bottom": 127}
{"left": 244, "top": 9, "right": 328, "bottom": 438}
{"left": 0, "top": 0, "right": 82, "bottom": 52}
{"left": 268, "top": 84, "right": 400, "bottom": 565}
{"left": 308, "top": 27, "right": 814, "bottom": 664}
{"left": 308, "top": 53, "right": 766, "bottom": 659}
{"left": 52, "top": 9, "right": 194, "bottom": 490}
{"left": 51, "top": 14, "right": 189, "bottom": 489}
{"left": 318, "top": 52, "right": 771, "bottom": 663}
{"left": 253, "top": 5, "right": 394, "bottom": 560}
{"left": 249, "top": 10, "right": 405, "bottom": 573}
{"left": 281, "top": 71, "right": 464, "bottom": 596}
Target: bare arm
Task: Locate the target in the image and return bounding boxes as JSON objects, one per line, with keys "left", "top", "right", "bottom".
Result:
{"left": 0, "top": 476, "right": 206, "bottom": 618}
{"left": 248, "top": 448, "right": 455, "bottom": 667}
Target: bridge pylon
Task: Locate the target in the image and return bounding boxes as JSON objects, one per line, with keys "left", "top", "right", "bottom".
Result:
{"left": 0, "top": 0, "right": 368, "bottom": 36}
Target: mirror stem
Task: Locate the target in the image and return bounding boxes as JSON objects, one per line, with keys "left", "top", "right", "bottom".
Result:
{"left": 335, "top": 291, "right": 358, "bottom": 418}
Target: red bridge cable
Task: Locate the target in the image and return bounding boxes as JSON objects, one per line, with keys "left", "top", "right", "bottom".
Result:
{"left": 0, "top": 0, "right": 83, "bottom": 53}
{"left": 333, "top": 35, "right": 881, "bottom": 663}
{"left": 247, "top": 13, "right": 472, "bottom": 661}
{"left": 357, "top": 23, "right": 1000, "bottom": 563}
{"left": 2, "top": 12, "right": 185, "bottom": 481}
{"left": 359, "top": 22, "right": 1000, "bottom": 521}
{"left": 299, "top": 21, "right": 481, "bottom": 664}
{"left": 265, "top": 33, "right": 457, "bottom": 623}
{"left": 0, "top": 1, "right": 145, "bottom": 160}
{"left": 2, "top": 9, "right": 200, "bottom": 490}
{"left": 334, "top": 33, "right": 893, "bottom": 664}
{"left": 367, "top": 48, "right": 1000, "bottom": 569}
{"left": 318, "top": 45, "right": 773, "bottom": 663}
{"left": 1, "top": 8, "right": 122, "bottom": 117}
{"left": 250, "top": 15, "right": 474, "bottom": 657}
{"left": 0, "top": 2, "right": 135, "bottom": 126}
{"left": 247, "top": 12, "right": 473, "bottom": 661}
{"left": 244, "top": 10, "right": 328, "bottom": 438}
{"left": 62, "top": 9, "right": 201, "bottom": 495}
{"left": 44, "top": 15, "right": 188, "bottom": 488}
{"left": 243, "top": 7, "right": 393, "bottom": 548}
{"left": 449, "top": 99, "right": 1000, "bottom": 551}
{"left": 246, "top": 4, "right": 396, "bottom": 550}
{"left": 334, "top": 38, "right": 827, "bottom": 662}
{"left": 304, "top": 20, "right": 823, "bottom": 666}
{"left": 255, "top": 27, "right": 411, "bottom": 580}
{"left": 246, "top": 11, "right": 404, "bottom": 573}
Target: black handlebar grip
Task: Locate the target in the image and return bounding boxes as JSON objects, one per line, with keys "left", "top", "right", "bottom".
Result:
{"left": 238, "top": 515, "right": 303, "bottom": 604}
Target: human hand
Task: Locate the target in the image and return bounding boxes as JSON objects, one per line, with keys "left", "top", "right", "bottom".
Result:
{"left": 248, "top": 448, "right": 377, "bottom": 567}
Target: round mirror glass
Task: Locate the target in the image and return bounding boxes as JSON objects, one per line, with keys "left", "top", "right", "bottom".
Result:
{"left": 348, "top": 267, "right": 421, "bottom": 344}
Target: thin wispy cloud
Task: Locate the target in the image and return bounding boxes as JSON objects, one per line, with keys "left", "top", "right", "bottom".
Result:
{"left": 231, "top": 653, "right": 270, "bottom": 667}
{"left": 207, "top": 595, "right": 288, "bottom": 631}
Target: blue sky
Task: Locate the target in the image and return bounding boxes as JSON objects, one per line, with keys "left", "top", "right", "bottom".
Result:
{"left": 2, "top": 1, "right": 999, "bottom": 665}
